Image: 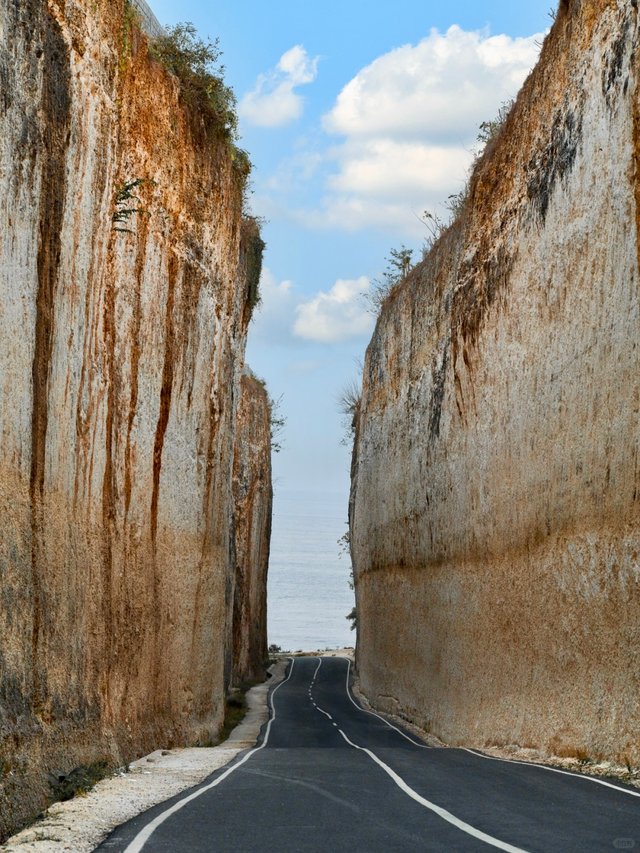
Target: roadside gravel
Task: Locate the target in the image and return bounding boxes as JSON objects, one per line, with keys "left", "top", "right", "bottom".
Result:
{"left": 1, "top": 662, "right": 288, "bottom": 853}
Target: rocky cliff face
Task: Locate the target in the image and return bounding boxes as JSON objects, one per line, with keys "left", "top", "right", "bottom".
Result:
{"left": 231, "top": 372, "right": 272, "bottom": 685}
{"left": 351, "top": 0, "right": 640, "bottom": 764}
{"left": 0, "top": 0, "right": 267, "bottom": 839}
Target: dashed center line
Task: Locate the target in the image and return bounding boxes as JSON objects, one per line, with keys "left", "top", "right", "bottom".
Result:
{"left": 309, "top": 657, "right": 529, "bottom": 853}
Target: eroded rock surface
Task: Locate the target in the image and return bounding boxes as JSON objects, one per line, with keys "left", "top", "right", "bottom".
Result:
{"left": 231, "top": 372, "right": 272, "bottom": 685}
{"left": 0, "top": 0, "right": 267, "bottom": 839}
{"left": 351, "top": 0, "right": 640, "bottom": 764}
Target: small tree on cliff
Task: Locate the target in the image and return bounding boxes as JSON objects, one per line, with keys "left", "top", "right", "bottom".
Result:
{"left": 365, "top": 245, "right": 414, "bottom": 315}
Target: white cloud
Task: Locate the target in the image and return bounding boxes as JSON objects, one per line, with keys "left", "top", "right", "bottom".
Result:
{"left": 328, "top": 139, "right": 470, "bottom": 200}
{"left": 293, "top": 197, "right": 425, "bottom": 235}
{"left": 250, "top": 268, "right": 375, "bottom": 346}
{"left": 250, "top": 267, "right": 296, "bottom": 343}
{"left": 304, "top": 25, "right": 544, "bottom": 233}
{"left": 239, "top": 45, "right": 320, "bottom": 128}
{"left": 294, "top": 277, "right": 374, "bottom": 343}
{"left": 324, "top": 26, "right": 541, "bottom": 143}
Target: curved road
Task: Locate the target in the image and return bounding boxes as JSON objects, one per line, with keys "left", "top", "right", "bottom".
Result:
{"left": 98, "top": 657, "right": 640, "bottom": 852}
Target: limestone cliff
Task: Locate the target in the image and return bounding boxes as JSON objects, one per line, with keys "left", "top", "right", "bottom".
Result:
{"left": 231, "top": 372, "right": 272, "bottom": 685}
{"left": 0, "top": 0, "right": 267, "bottom": 839}
{"left": 351, "top": 0, "right": 640, "bottom": 764}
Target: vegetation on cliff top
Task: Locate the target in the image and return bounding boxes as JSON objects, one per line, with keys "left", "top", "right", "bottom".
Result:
{"left": 122, "top": 5, "right": 251, "bottom": 180}
{"left": 367, "top": 99, "right": 516, "bottom": 317}
{"left": 150, "top": 23, "right": 239, "bottom": 142}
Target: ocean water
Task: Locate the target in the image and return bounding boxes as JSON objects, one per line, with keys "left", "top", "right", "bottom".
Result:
{"left": 267, "top": 488, "right": 355, "bottom": 652}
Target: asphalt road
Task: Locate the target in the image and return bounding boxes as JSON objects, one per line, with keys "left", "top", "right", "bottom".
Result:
{"left": 98, "top": 656, "right": 640, "bottom": 852}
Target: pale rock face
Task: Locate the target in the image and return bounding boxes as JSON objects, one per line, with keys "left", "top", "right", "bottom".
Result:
{"left": 0, "top": 0, "right": 265, "bottom": 839}
{"left": 351, "top": 0, "right": 640, "bottom": 763}
{"left": 231, "top": 373, "right": 273, "bottom": 685}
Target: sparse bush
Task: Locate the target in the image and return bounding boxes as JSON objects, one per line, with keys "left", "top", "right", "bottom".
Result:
{"left": 337, "top": 529, "right": 350, "bottom": 559}
{"left": 241, "top": 216, "right": 266, "bottom": 318}
{"left": 269, "top": 395, "right": 285, "bottom": 454}
{"left": 151, "top": 23, "right": 238, "bottom": 142}
{"left": 346, "top": 606, "right": 357, "bottom": 631}
{"left": 338, "top": 379, "right": 362, "bottom": 445}
{"left": 112, "top": 177, "right": 153, "bottom": 234}
{"left": 444, "top": 187, "right": 469, "bottom": 220}
{"left": 477, "top": 99, "right": 514, "bottom": 149}
{"left": 47, "top": 760, "right": 110, "bottom": 802}
{"left": 365, "top": 245, "right": 414, "bottom": 315}
{"left": 420, "top": 210, "right": 448, "bottom": 257}
{"left": 216, "top": 691, "right": 247, "bottom": 743}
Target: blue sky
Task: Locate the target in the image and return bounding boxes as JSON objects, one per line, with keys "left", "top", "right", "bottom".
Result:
{"left": 150, "top": 0, "right": 553, "bottom": 503}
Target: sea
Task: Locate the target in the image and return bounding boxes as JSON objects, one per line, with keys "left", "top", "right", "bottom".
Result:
{"left": 267, "top": 488, "right": 355, "bottom": 652}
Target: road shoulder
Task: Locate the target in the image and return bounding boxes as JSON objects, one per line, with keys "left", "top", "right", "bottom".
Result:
{"left": 1, "top": 662, "right": 288, "bottom": 853}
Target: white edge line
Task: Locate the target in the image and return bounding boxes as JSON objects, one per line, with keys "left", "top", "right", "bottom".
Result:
{"left": 343, "top": 658, "right": 430, "bottom": 749}
{"left": 463, "top": 748, "right": 640, "bottom": 799}
{"left": 122, "top": 658, "right": 296, "bottom": 853}
{"left": 337, "top": 727, "right": 528, "bottom": 853}
{"left": 313, "top": 659, "right": 527, "bottom": 851}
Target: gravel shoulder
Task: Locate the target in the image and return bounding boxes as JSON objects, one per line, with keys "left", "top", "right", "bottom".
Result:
{"left": 1, "top": 662, "right": 288, "bottom": 853}
{"left": 8, "top": 648, "right": 636, "bottom": 852}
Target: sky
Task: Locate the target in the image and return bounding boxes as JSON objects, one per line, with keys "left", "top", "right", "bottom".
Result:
{"left": 149, "top": 0, "right": 553, "bottom": 507}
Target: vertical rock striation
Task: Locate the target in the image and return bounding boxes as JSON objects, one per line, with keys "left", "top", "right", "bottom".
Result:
{"left": 231, "top": 371, "right": 272, "bottom": 685}
{"left": 351, "top": 0, "right": 640, "bottom": 764}
{"left": 0, "top": 0, "right": 268, "bottom": 838}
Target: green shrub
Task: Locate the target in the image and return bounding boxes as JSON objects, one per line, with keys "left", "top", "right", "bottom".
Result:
{"left": 47, "top": 760, "right": 110, "bottom": 802}
{"left": 241, "top": 216, "right": 266, "bottom": 317}
{"left": 112, "top": 177, "right": 153, "bottom": 233}
{"left": 269, "top": 395, "right": 285, "bottom": 454}
{"left": 365, "top": 245, "right": 414, "bottom": 314}
{"left": 151, "top": 23, "right": 238, "bottom": 142}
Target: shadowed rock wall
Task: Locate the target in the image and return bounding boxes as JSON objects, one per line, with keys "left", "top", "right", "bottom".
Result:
{"left": 0, "top": 0, "right": 265, "bottom": 838}
{"left": 351, "top": 0, "right": 640, "bottom": 764}
{"left": 231, "top": 372, "right": 272, "bottom": 685}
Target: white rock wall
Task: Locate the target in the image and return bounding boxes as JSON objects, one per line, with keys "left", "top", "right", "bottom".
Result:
{"left": 0, "top": 0, "right": 261, "bottom": 838}
{"left": 351, "top": 0, "right": 640, "bottom": 764}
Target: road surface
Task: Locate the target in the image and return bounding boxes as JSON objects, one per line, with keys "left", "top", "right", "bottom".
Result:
{"left": 98, "top": 656, "right": 640, "bottom": 852}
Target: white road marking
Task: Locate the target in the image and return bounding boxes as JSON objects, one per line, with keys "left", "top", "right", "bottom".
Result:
{"left": 310, "top": 658, "right": 528, "bottom": 852}
{"left": 336, "top": 727, "right": 529, "bottom": 853}
{"left": 342, "top": 658, "right": 431, "bottom": 748}
{"left": 122, "top": 659, "right": 296, "bottom": 853}
{"left": 463, "top": 748, "right": 640, "bottom": 799}
{"left": 339, "top": 655, "right": 639, "bottom": 804}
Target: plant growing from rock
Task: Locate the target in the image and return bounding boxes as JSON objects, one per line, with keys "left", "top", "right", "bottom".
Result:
{"left": 151, "top": 23, "right": 238, "bottom": 142}
{"left": 269, "top": 395, "right": 285, "bottom": 454}
{"left": 241, "top": 216, "right": 266, "bottom": 318}
{"left": 112, "top": 177, "right": 153, "bottom": 234}
{"left": 364, "top": 246, "right": 414, "bottom": 315}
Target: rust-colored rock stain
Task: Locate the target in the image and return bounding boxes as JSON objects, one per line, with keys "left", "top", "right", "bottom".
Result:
{"left": 30, "top": 5, "right": 72, "bottom": 707}
{"left": 0, "top": 0, "right": 268, "bottom": 841}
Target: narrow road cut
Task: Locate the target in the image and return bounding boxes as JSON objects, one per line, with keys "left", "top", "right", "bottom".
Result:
{"left": 98, "top": 657, "right": 640, "bottom": 852}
